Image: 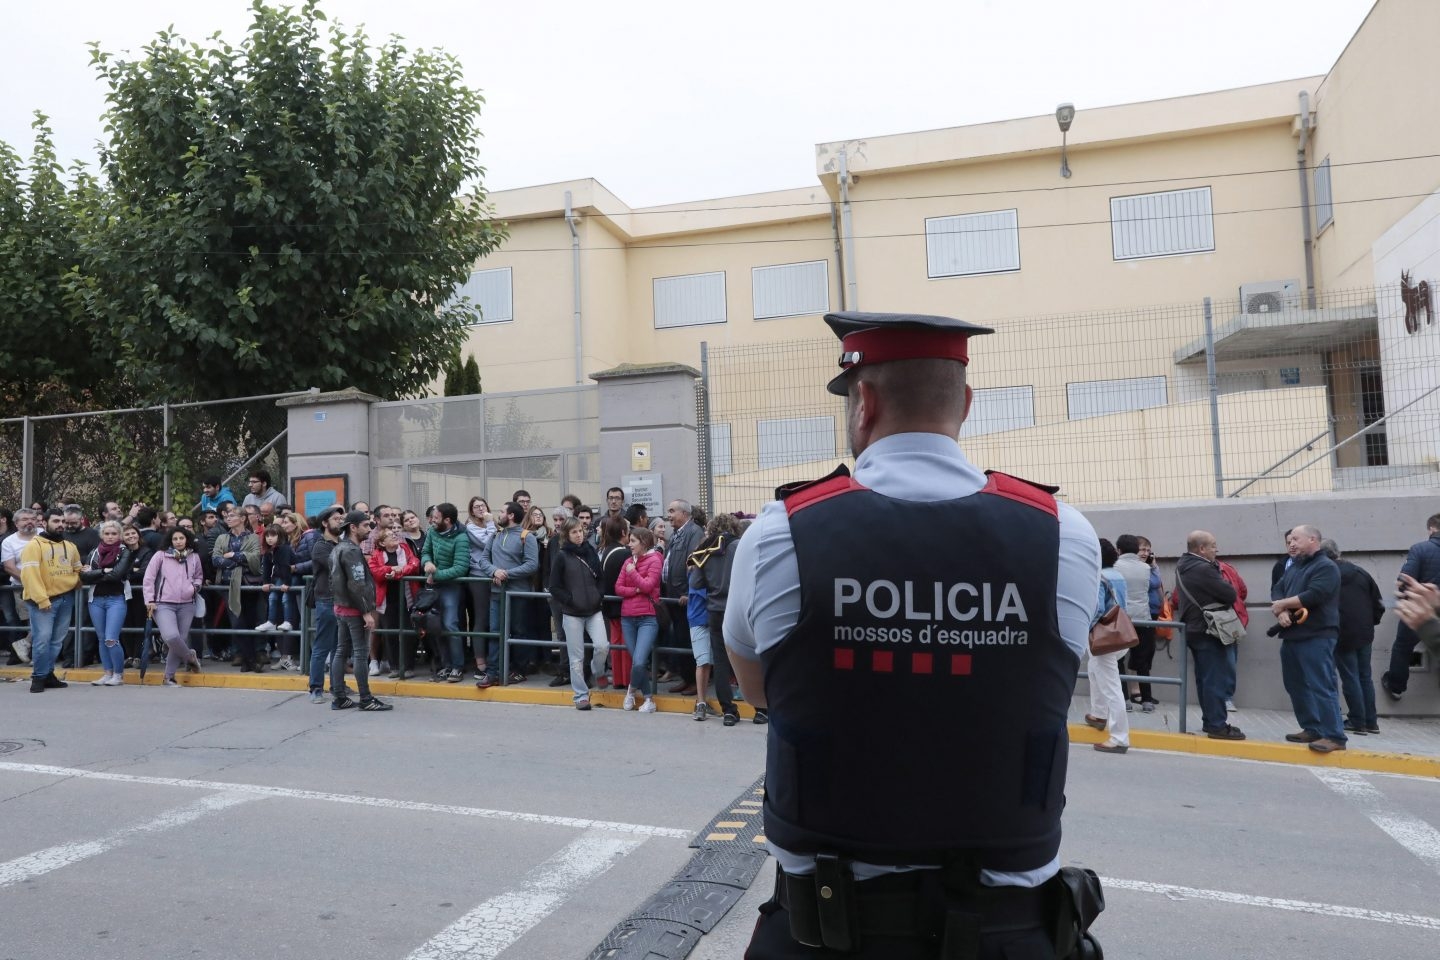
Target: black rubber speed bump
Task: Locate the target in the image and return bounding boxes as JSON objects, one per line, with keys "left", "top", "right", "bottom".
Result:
{"left": 587, "top": 775, "right": 770, "bottom": 960}
{"left": 587, "top": 918, "right": 701, "bottom": 960}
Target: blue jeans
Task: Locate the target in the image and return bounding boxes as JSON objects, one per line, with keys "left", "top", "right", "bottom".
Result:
{"left": 437, "top": 583, "right": 464, "bottom": 671}
{"left": 26, "top": 592, "right": 75, "bottom": 679}
{"left": 88, "top": 593, "right": 129, "bottom": 674}
{"left": 1224, "top": 642, "right": 1238, "bottom": 701}
{"left": 621, "top": 615, "right": 659, "bottom": 695}
{"left": 1187, "top": 634, "right": 1233, "bottom": 732}
{"left": 1334, "top": 643, "right": 1377, "bottom": 728}
{"left": 1280, "top": 636, "right": 1346, "bottom": 743}
{"left": 309, "top": 600, "right": 337, "bottom": 693}
{"left": 266, "top": 586, "right": 297, "bottom": 626}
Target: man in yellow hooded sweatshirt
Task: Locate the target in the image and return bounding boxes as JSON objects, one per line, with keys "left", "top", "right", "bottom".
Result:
{"left": 20, "top": 508, "right": 83, "bottom": 693}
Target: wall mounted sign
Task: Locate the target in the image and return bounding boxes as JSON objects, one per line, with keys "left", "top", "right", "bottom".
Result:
{"left": 292, "top": 474, "right": 348, "bottom": 519}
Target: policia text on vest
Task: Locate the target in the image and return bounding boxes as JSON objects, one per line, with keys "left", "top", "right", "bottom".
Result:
{"left": 833, "top": 578, "right": 1030, "bottom": 647}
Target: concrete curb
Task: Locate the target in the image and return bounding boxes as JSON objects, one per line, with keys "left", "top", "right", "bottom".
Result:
{"left": 6, "top": 666, "right": 1433, "bottom": 777}
{"left": 1068, "top": 723, "right": 1440, "bottom": 778}
{"left": 0, "top": 665, "right": 762, "bottom": 718}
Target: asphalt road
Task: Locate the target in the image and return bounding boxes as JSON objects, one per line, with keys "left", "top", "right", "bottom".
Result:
{"left": 2, "top": 683, "right": 1437, "bottom": 960}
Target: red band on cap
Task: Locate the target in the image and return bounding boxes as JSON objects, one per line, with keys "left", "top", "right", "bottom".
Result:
{"left": 839, "top": 327, "right": 971, "bottom": 371}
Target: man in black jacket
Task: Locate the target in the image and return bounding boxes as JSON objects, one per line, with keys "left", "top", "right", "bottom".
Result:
{"left": 1322, "top": 539, "right": 1384, "bottom": 736}
{"left": 660, "top": 498, "right": 702, "bottom": 695}
{"left": 1271, "top": 525, "right": 1345, "bottom": 753}
{"left": 1380, "top": 514, "right": 1440, "bottom": 702}
{"left": 1175, "top": 531, "right": 1245, "bottom": 740}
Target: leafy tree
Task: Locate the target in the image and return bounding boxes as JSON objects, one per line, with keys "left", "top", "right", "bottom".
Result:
{"left": 74, "top": 0, "right": 505, "bottom": 402}
{"left": 463, "top": 355, "right": 482, "bottom": 395}
{"left": 0, "top": 116, "right": 107, "bottom": 408}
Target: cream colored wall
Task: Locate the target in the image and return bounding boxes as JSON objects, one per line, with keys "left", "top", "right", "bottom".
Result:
{"left": 623, "top": 218, "right": 839, "bottom": 369}
{"left": 1310, "top": 0, "right": 1440, "bottom": 291}
{"left": 711, "top": 388, "right": 1334, "bottom": 512}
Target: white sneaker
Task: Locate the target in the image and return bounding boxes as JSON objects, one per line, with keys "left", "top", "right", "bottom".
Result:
{"left": 92, "top": 673, "right": 112, "bottom": 686}
{"left": 255, "top": 622, "right": 275, "bottom": 633}
{"left": 14, "top": 638, "right": 30, "bottom": 663}
{"left": 278, "top": 657, "right": 296, "bottom": 672}
{"left": 639, "top": 698, "right": 657, "bottom": 714}
{"left": 623, "top": 689, "right": 637, "bottom": 711}
{"left": 1226, "top": 700, "right": 1238, "bottom": 713}
{"left": 368, "top": 659, "right": 381, "bottom": 677}
{"left": 276, "top": 621, "right": 293, "bottom": 632}
{"left": 104, "top": 674, "right": 124, "bottom": 686}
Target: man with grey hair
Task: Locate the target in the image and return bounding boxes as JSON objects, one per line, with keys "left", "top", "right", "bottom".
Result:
{"left": 662, "top": 498, "right": 701, "bottom": 695}
{"left": 2, "top": 507, "right": 38, "bottom": 664}
{"left": 1271, "top": 525, "right": 1346, "bottom": 752}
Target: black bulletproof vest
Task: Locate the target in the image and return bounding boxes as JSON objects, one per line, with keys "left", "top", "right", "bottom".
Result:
{"left": 761, "top": 472, "right": 1078, "bottom": 872}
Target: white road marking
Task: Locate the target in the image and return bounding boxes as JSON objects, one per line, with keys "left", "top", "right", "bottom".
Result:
{"left": 406, "top": 830, "right": 643, "bottom": 960}
{"left": 0, "top": 761, "right": 691, "bottom": 839}
{"left": 0, "top": 792, "right": 253, "bottom": 888}
{"left": 1102, "top": 877, "right": 1440, "bottom": 930}
{"left": 1311, "top": 768, "right": 1440, "bottom": 874}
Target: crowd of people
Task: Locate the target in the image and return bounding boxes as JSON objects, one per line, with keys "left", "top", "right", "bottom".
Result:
{"left": 0, "top": 474, "right": 764, "bottom": 723}
{"left": 4, "top": 475, "right": 1438, "bottom": 738}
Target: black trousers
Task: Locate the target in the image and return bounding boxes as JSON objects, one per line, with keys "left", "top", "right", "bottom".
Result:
{"left": 746, "top": 890, "right": 1055, "bottom": 960}
{"left": 1383, "top": 623, "right": 1422, "bottom": 694}
{"left": 1126, "top": 625, "right": 1158, "bottom": 701}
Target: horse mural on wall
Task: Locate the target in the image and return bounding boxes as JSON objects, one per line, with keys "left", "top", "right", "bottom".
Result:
{"left": 1400, "top": 270, "right": 1432, "bottom": 334}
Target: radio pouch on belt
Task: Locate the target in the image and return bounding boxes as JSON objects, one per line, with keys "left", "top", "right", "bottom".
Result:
{"left": 813, "top": 853, "right": 857, "bottom": 951}
{"left": 1052, "top": 867, "right": 1105, "bottom": 960}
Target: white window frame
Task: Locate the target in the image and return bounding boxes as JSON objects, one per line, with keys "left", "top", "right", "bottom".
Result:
{"left": 1110, "top": 186, "right": 1215, "bottom": 261}
{"left": 709, "top": 423, "right": 733, "bottom": 476}
{"left": 752, "top": 260, "right": 829, "bottom": 320}
{"left": 1314, "top": 156, "right": 1334, "bottom": 231}
{"left": 653, "top": 271, "right": 727, "bottom": 329}
{"left": 925, "top": 209, "right": 1021, "bottom": 279}
{"left": 456, "top": 266, "right": 513, "bottom": 324}
{"left": 756, "top": 416, "right": 836, "bottom": 470}
{"left": 1066, "top": 376, "right": 1168, "bottom": 421}
{"left": 960, "top": 385, "right": 1035, "bottom": 437}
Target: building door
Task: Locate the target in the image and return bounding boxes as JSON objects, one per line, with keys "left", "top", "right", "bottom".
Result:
{"left": 1359, "top": 366, "right": 1388, "bottom": 466}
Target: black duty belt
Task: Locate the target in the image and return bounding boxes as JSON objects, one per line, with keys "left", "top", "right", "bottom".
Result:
{"left": 775, "top": 856, "right": 1049, "bottom": 954}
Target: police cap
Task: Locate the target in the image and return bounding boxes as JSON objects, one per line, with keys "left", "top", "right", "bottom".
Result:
{"left": 824, "top": 311, "right": 994, "bottom": 396}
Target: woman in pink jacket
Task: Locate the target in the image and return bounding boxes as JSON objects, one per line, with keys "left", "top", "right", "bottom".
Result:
{"left": 614, "top": 526, "right": 663, "bottom": 713}
{"left": 143, "top": 528, "right": 205, "bottom": 685}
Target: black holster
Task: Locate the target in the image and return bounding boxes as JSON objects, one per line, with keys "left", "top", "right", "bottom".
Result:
{"left": 1051, "top": 867, "right": 1105, "bottom": 960}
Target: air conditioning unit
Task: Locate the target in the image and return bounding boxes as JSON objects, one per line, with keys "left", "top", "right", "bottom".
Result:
{"left": 1239, "top": 279, "right": 1301, "bottom": 314}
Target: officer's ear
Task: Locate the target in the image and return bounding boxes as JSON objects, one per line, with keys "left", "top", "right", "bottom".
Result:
{"left": 961, "top": 384, "right": 973, "bottom": 425}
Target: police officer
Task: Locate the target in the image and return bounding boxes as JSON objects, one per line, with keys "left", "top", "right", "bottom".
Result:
{"left": 725, "top": 312, "right": 1104, "bottom": 959}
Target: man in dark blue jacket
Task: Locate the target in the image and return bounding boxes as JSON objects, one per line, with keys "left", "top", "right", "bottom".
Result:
{"left": 1271, "top": 525, "right": 1344, "bottom": 753}
{"left": 1380, "top": 514, "right": 1440, "bottom": 702}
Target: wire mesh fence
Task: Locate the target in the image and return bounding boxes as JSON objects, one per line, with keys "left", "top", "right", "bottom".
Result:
{"left": 704, "top": 282, "right": 1440, "bottom": 512}
{"left": 1, "top": 394, "right": 295, "bottom": 514}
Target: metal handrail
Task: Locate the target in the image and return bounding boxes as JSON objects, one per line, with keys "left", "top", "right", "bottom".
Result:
{"left": 1224, "top": 381, "right": 1440, "bottom": 494}
{"left": 1077, "top": 618, "right": 1190, "bottom": 734}
{"left": 1224, "top": 426, "right": 1332, "bottom": 497}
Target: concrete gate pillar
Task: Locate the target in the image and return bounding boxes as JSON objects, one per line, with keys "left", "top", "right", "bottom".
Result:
{"left": 591, "top": 363, "right": 700, "bottom": 517}
{"left": 279, "top": 387, "right": 380, "bottom": 513}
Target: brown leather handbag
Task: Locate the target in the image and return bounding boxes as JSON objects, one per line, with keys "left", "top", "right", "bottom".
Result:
{"left": 1089, "top": 581, "right": 1140, "bottom": 656}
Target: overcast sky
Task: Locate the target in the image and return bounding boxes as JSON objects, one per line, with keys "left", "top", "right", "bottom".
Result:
{"left": 2, "top": 0, "right": 1375, "bottom": 208}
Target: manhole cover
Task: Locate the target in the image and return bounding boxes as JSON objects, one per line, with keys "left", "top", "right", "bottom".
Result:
{"left": 0, "top": 740, "right": 23, "bottom": 756}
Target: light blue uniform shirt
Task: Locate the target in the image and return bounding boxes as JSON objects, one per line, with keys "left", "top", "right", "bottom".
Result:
{"left": 724, "top": 431, "right": 1101, "bottom": 886}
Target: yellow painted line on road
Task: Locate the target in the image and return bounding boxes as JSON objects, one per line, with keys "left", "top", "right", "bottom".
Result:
{"left": 1069, "top": 723, "right": 1440, "bottom": 779}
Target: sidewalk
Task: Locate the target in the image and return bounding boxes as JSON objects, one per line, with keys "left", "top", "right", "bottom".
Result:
{"left": 6, "top": 661, "right": 1438, "bottom": 777}
{"left": 1066, "top": 694, "right": 1440, "bottom": 777}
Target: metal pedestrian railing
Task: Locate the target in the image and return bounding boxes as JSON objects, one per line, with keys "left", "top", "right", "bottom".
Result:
{"left": 1076, "top": 618, "right": 1191, "bottom": 733}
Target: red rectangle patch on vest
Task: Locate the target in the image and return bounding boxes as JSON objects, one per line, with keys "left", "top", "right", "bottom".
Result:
{"left": 951, "top": 654, "right": 972, "bottom": 676}
{"left": 912, "top": 652, "right": 933, "bottom": 675}
{"left": 834, "top": 648, "right": 854, "bottom": 670}
{"left": 872, "top": 650, "right": 894, "bottom": 673}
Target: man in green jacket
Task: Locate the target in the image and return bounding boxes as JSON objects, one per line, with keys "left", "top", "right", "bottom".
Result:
{"left": 421, "top": 502, "right": 471, "bottom": 681}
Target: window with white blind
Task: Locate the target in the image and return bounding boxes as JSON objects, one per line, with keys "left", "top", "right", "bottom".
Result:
{"left": 752, "top": 260, "right": 829, "bottom": 320}
{"left": 1067, "top": 376, "right": 1168, "bottom": 420}
{"left": 709, "top": 423, "right": 733, "bottom": 476}
{"left": 653, "top": 271, "right": 727, "bottom": 329}
{"left": 1110, "top": 187, "right": 1214, "bottom": 260}
{"left": 926, "top": 209, "right": 1021, "bottom": 278}
{"left": 960, "top": 386, "right": 1035, "bottom": 437}
{"left": 1314, "top": 157, "right": 1334, "bottom": 230}
{"left": 757, "top": 416, "right": 835, "bottom": 470}
{"left": 455, "top": 267, "right": 513, "bottom": 324}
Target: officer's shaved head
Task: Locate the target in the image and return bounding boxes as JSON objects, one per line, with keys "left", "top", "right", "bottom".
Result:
{"left": 847, "top": 358, "right": 970, "bottom": 457}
